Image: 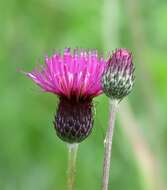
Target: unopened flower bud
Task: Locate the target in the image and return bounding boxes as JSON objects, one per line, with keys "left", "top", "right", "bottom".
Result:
{"left": 102, "top": 48, "right": 135, "bottom": 100}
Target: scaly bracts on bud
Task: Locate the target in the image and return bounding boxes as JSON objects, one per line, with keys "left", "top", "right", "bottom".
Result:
{"left": 102, "top": 48, "right": 135, "bottom": 100}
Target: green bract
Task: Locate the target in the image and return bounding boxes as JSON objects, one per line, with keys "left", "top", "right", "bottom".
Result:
{"left": 102, "top": 48, "right": 135, "bottom": 100}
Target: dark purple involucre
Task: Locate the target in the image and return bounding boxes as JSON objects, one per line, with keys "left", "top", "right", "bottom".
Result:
{"left": 54, "top": 97, "right": 94, "bottom": 143}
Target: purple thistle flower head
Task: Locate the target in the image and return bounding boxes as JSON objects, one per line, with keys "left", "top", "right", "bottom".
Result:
{"left": 102, "top": 48, "right": 135, "bottom": 100}
{"left": 26, "top": 48, "right": 105, "bottom": 143}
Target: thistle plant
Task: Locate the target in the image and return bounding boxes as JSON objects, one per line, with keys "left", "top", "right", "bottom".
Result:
{"left": 101, "top": 48, "right": 135, "bottom": 190}
{"left": 25, "top": 48, "right": 105, "bottom": 190}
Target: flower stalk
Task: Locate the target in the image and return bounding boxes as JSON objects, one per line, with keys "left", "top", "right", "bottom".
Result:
{"left": 67, "top": 143, "right": 79, "bottom": 190}
{"left": 102, "top": 100, "right": 118, "bottom": 190}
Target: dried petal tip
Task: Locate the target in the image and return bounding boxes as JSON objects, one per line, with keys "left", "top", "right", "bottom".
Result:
{"left": 54, "top": 97, "right": 94, "bottom": 143}
{"left": 102, "top": 48, "right": 135, "bottom": 100}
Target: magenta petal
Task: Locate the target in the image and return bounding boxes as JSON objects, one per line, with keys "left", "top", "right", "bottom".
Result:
{"left": 25, "top": 48, "right": 105, "bottom": 100}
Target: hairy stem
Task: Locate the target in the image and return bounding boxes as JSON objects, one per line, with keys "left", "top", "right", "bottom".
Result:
{"left": 102, "top": 100, "right": 118, "bottom": 190}
{"left": 67, "top": 143, "right": 78, "bottom": 190}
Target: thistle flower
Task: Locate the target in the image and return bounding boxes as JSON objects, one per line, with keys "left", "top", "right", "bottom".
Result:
{"left": 102, "top": 48, "right": 135, "bottom": 100}
{"left": 26, "top": 48, "right": 105, "bottom": 143}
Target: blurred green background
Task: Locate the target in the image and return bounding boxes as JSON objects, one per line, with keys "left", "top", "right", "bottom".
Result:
{"left": 0, "top": 0, "right": 167, "bottom": 189}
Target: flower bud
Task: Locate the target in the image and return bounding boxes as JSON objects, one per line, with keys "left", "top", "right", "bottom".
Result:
{"left": 102, "top": 48, "right": 135, "bottom": 100}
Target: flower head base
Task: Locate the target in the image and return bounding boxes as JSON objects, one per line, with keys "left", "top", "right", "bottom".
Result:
{"left": 54, "top": 97, "right": 94, "bottom": 143}
{"left": 102, "top": 48, "right": 135, "bottom": 100}
{"left": 26, "top": 48, "right": 105, "bottom": 143}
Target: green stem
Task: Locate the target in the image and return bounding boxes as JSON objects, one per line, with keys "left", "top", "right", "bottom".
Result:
{"left": 102, "top": 100, "right": 118, "bottom": 190}
{"left": 67, "top": 143, "right": 78, "bottom": 190}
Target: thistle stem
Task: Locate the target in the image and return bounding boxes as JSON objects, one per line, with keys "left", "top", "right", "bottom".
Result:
{"left": 67, "top": 143, "right": 78, "bottom": 190}
{"left": 102, "top": 100, "right": 118, "bottom": 190}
